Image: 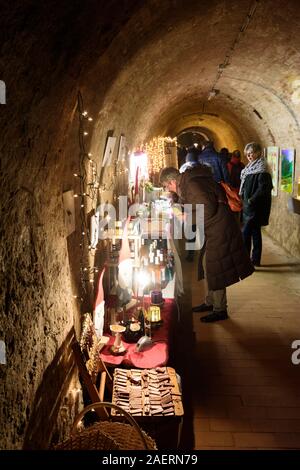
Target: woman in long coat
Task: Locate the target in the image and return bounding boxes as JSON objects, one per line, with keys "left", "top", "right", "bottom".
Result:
{"left": 239, "top": 142, "right": 273, "bottom": 266}
{"left": 160, "top": 165, "right": 254, "bottom": 322}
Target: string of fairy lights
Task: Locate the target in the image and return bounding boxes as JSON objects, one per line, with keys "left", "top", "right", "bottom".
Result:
{"left": 145, "top": 136, "right": 177, "bottom": 177}
{"left": 73, "top": 92, "right": 97, "bottom": 302}
{"left": 74, "top": 92, "right": 116, "bottom": 305}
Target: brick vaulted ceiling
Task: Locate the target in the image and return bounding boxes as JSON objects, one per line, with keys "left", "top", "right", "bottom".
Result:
{"left": 2, "top": 0, "right": 300, "bottom": 162}
{"left": 85, "top": 0, "right": 300, "bottom": 154}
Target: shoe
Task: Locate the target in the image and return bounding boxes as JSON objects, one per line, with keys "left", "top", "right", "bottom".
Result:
{"left": 192, "top": 303, "right": 213, "bottom": 313}
{"left": 200, "top": 311, "right": 228, "bottom": 322}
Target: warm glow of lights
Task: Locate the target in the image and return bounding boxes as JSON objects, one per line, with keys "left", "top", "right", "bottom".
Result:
{"left": 129, "top": 150, "right": 149, "bottom": 185}
{"left": 138, "top": 270, "right": 150, "bottom": 290}
{"left": 144, "top": 136, "right": 177, "bottom": 179}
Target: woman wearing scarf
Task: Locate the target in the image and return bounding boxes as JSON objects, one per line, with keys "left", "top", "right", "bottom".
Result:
{"left": 239, "top": 142, "right": 273, "bottom": 267}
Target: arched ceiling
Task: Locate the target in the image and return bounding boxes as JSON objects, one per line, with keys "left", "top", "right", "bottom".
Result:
{"left": 85, "top": 0, "right": 300, "bottom": 158}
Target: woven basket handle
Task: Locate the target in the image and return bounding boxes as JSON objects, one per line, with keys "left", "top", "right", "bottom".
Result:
{"left": 72, "top": 401, "right": 150, "bottom": 450}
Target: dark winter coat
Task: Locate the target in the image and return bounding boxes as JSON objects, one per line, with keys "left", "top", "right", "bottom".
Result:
{"left": 198, "top": 146, "right": 230, "bottom": 183}
{"left": 227, "top": 159, "right": 245, "bottom": 189}
{"left": 241, "top": 172, "right": 273, "bottom": 226}
{"left": 177, "top": 165, "right": 254, "bottom": 291}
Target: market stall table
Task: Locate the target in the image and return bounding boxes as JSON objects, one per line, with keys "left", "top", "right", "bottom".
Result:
{"left": 100, "top": 298, "right": 177, "bottom": 369}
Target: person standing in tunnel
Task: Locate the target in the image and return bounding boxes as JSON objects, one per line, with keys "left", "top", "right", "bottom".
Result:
{"left": 179, "top": 146, "right": 201, "bottom": 262}
{"left": 179, "top": 145, "right": 200, "bottom": 174}
{"left": 159, "top": 165, "right": 254, "bottom": 322}
{"left": 227, "top": 149, "right": 245, "bottom": 190}
{"left": 198, "top": 140, "right": 230, "bottom": 184}
{"left": 219, "top": 147, "right": 231, "bottom": 165}
{"left": 239, "top": 142, "right": 273, "bottom": 267}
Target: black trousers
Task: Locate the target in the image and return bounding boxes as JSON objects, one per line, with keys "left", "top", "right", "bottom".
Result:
{"left": 242, "top": 218, "right": 262, "bottom": 264}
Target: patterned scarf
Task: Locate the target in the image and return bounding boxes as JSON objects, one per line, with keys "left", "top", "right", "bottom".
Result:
{"left": 239, "top": 157, "right": 268, "bottom": 195}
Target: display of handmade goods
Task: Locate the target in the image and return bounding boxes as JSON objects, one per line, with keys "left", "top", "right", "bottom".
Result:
{"left": 78, "top": 136, "right": 183, "bottom": 385}
{"left": 111, "top": 367, "right": 183, "bottom": 417}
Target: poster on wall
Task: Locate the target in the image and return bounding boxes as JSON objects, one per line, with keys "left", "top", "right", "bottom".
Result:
{"left": 90, "top": 212, "right": 100, "bottom": 249}
{"left": 118, "top": 135, "right": 126, "bottom": 162}
{"left": 280, "top": 148, "right": 295, "bottom": 193}
{"left": 102, "top": 136, "right": 117, "bottom": 167}
{"left": 267, "top": 146, "right": 279, "bottom": 196}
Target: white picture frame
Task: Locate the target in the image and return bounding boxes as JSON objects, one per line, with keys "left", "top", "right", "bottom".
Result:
{"left": 118, "top": 135, "right": 126, "bottom": 162}
{"left": 102, "top": 136, "right": 117, "bottom": 167}
{"left": 266, "top": 146, "right": 279, "bottom": 196}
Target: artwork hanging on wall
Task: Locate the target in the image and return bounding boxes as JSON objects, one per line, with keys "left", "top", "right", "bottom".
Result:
{"left": 280, "top": 148, "right": 295, "bottom": 193}
{"left": 90, "top": 212, "right": 100, "bottom": 249}
{"left": 102, "top": 136, "right": 117, "bottom": 167}
{"left": 118, "top": 135, "right": 126, "bottom": 162}
{"left": 267, "top": 146, "right": 279, "bottom": 196}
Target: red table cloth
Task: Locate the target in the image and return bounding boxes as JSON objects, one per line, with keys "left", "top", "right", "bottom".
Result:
{"left": 100, "top": 298, "right": 176, "bottom": 368}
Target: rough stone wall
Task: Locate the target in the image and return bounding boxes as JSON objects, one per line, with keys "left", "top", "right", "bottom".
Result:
{"left": 0, "top": 0, "right": 142, "bottom": 449}
{"left": 266, "top": 189, "right": 300, "bottom": 260}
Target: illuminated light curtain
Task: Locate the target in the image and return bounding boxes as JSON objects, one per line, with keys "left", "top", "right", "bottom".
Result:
{"left": 145, "top": 136, "right": 177, "bottom": 184}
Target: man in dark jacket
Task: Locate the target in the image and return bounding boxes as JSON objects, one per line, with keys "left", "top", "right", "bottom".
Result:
{"left": 179, "top": 146, "right": 200, "bottom": 174}
{"left": 198, "top": 140, "right": 230, "bottom": 183}
{"left": 240, "top": 142, "right": 273, "bottom": 267}
{"left": 228, "top": 150, "right": 245, "bottom": 190}
{"left": 179, "top": 146, "right": 201, "bottom": 261}
{"left": 160, "top": 165, "right": 254, "bottom": 322}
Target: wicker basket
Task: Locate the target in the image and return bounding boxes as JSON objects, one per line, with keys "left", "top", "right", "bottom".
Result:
{"left": 54, "top": 402, "right": 157, "bottom": 450}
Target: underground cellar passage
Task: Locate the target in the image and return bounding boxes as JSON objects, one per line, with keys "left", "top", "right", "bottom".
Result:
{"left": 1, "top": 0, "right": 300, "bottom": 452}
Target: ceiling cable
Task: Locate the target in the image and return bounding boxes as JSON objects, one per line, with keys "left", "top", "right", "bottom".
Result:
{"left": 207, "top": 0, "right": 260, "bottom": 100}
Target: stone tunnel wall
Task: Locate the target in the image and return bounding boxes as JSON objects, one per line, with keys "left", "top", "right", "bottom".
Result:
{"left": 0, "top": 0, "right": 143, "bottom": 449}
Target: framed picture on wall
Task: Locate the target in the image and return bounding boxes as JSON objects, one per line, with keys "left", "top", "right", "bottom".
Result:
{"left": 267, "top": 146, "right": 279, "bottom": 196}
{"left": 118, "top": 135, "right": 126, "bottom": 162}
{"left": 102, "top": 136, "right": 117, "bottom": 167}
{"left": 280, "top": 148, "right": 295, "bottom": 193}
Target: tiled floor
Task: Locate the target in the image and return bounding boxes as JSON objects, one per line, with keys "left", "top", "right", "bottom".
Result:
{"left": 179, "top": 233, "right": 300, "bottom": 449}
